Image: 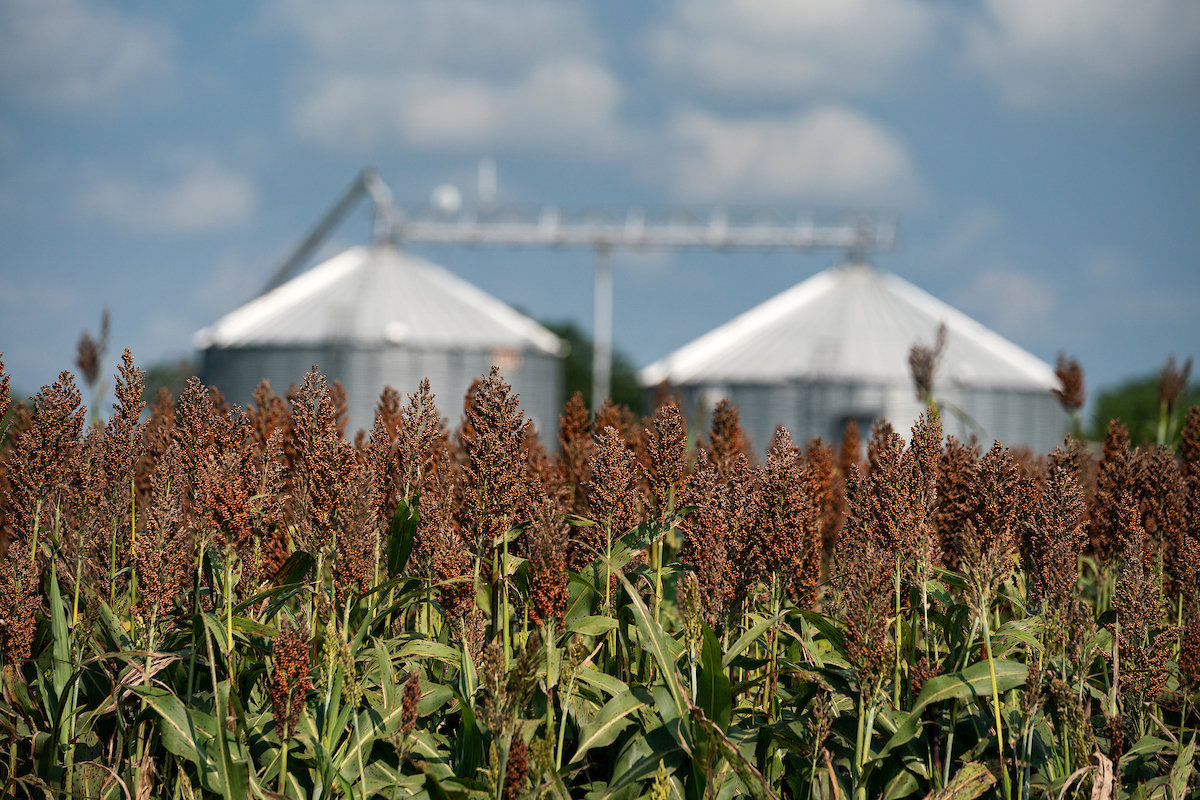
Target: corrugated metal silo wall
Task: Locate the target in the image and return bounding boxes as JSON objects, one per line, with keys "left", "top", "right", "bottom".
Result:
{"left": 202, "top": 345, "right": 563, "bottom": 446}
{"left": 680, "top": 379, "right": 1067, "bottom": 457}
{"left": 680, "top": 380, "right": 892, "bottom": 456}
{"left": 935, "top": 386, "right": 1068, "bottom": 454}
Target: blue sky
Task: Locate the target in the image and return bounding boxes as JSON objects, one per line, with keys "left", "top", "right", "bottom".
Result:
{"left": 1, "top": 0, "right": 1198, "bottom": 406}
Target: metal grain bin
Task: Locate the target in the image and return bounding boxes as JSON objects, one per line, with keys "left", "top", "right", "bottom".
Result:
{"left": 195, "top": 244, "right": 565, "bottom": 438}
{"left": 639, "top": 262, "right": 1067, "bottom": 454}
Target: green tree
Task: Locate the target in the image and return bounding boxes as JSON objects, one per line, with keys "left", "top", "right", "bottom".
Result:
{"left": 1090, "top": 373, "right": 1199, "bottom": 446}
{"left": 542, "top": 319, "right": 645, "bottom": 415}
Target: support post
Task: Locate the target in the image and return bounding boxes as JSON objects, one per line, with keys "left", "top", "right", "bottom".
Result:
{"left": 591, "top": 245, "right": 613, "bottom": 411}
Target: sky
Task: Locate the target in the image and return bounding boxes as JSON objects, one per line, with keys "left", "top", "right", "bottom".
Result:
{"left": 1, "top": 0, "right": 1198, "bottom": 407}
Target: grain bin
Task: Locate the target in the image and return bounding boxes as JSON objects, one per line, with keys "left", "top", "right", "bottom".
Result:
{"left": 195, "top": 243, "right": 565, "bottom": 438}
{"left": 639, "top": 261, "right": 1067, "bottom": 453}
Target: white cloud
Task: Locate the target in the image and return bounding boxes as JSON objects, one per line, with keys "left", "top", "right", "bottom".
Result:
{"left": 964, "top": 0, "right": 1200, "bottom": 109}
{"left": 78, "top": 160, "right": 255, "bottom": 233}
{"left": 270, "top": 0, "right": 598, "bottom": 77}
{"left": 272, "top": 0, "right": 625, "bottom": 157}
{"left": 0, "top": 0, "right": 173, "bottom": 110}
{"left": 954, "top": 266, "right": 1056, "bottom": 338}
{"left": 293, "top": 59, "right": 623, "bottom": 156}
{"left": 663, "top": 106, "right": 922, "bottom": 204}
{"left": 650, "top": 0, "right": 938, "bottom": 100}
{"left": 193, "top": 250, "right": 277, "bottom": 314}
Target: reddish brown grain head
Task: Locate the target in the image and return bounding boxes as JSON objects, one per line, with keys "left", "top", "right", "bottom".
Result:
{"left": 368, "top": 378, "right": 442, "bottom": 520}
{"left": 556, "top": 392, "right": 593, "bottom": 514}
{"left": 971, "top": 441, "right": 1035, "bottom": 558}
{"left": 414, "top": 453, "right": 455, "bottom": 576}
{"left": 100, "top": 352, "right": 146, "bottom": 517}
{"left": 269, "top": 617, "right": 313, "bottom": 738}
{"left": 0, "top": 355, "right": 9, "bottom": 423}
{"left": 838, "top": 420, "right": 862, "bottom": 475}
{"left": 333, "top": 462, "right": 381, "bottom": 604}
{"left": 594, "top": 399, "right": 635, "bottom": 443}
{"left": 504, "top": 736, "right": 529, "bottom": 800}
{"left": 643, "top": 402, "right": 687, "bottom": 524}
{"left": 423, "top": 452, "right": 474, "bottom": 618}
{"left": 581, "top": 425, "right": 640, "bottom": 564}
{"left": 1023, "top": 457, "right": 1087, "bottom": 611}
{"left": 6, "top": 371, "right": 85, "bottom": 543}
{"left": 1181, "top": 406, "right": 1200, "bottom": 480}
{"left": 329, "top": 380, "right": 350, "bottom": 440}
{"left": 135, "top": 441, "right": 190, "bottom": 617}
{"left": 521, "top": 420, "right": 558, "bottom": 506}
{"left": 75, "top": 308, "right": 109, "bottom": 389}
{"left": 691, "top": 452, "right": 764, "bottom": 620}
{"left": 136, "top": 387, "right": 176, "bottom": 500}
{"left": 761, "top": 428, "right": 821, "bottom": 606}
{"left": 458, "top": 368, "right": 526, "bottom": 558}
{"left": 1092, "top": 421, "right": 1134, "bottom": 561}
{"left": 287, "top": 369, "right": 356, "bottom": 554}
{"left": 1157, "top": 354, "right": 1193, "bottom": 415}
{"left": 401, "top": 672, "right": 421, "bottom": 738}
{"left": 248, "top": 380, "right": 289, "bottom": 455}
{"left": 1047, "top": 435, "right": 1088, "bottom": 481}
{"left": 841, "top": 414, "right": 942, "bottom": 578}
{"left": 1052, "top": 352, "right": 1086, "bottom": 412}
{"left": 0, "top": 538, "right": 39, "bottom": 662}
{"left": 1112, "top": 514, "right": 1174, "bottom": 713}
{"left": 431, "top": 527, "right": 474, "bottom": 618}
{"left": 703, "top": 399, "right": 748, "bottom": 476}
{"left": 908, "top": 322, "right": 947, "bottom": 403}
{"left": 1180, "top": 614, "right": 1200, "bottom": 691}
{"left": 679, "top": 465, "right": 733, "bottom": 628}
{"left": 844, "top": 423, "right": 910, "bottom": 555}
{"left": 804, "top": 439, "right": 839, "bottom": 552}
{"left": 835, "top": 541, "right": 895, "bottom": 693}
{"left": 527, "top": 496, "right": 569, "bottom": 628}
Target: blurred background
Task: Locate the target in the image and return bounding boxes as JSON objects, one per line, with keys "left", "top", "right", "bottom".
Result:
{"left": 0, "top": 0, "right": 1197, "bottom": 442}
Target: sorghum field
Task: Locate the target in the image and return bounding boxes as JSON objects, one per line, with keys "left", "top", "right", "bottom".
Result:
{"left": 1, "top": 351, "right": 1198, "bottom": 800}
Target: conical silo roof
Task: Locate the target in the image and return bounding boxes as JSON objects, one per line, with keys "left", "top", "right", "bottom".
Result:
{"left": 194, "top": 244, "right": 563, "bottom": 355}
{"left": 639, "top": 262, "right": 1058, "bottom": 391}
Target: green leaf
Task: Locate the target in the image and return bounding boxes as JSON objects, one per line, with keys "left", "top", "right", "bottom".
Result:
{"left": 459, "top": 639, "right": 478, "bottom": 709}
{"left": 575, "top": 666, "right": 629, "bottom": 699}
{"left": 47, "top": 569, "right": 71, "bottom": 703}
{"left": 722, "top": 616, "right": 777, "bottom": 668}
{"left": 877, "top": 660, "right": 1028, "bottom": 762}
{"left": 563, "top": 573, "right": 600, "bottom": 632}
{"left": 882, "top": 769, "right": 919, "bottom": 800}
{"left": 202, "top": 612, "right": 231, "bottom": 654}
{"left": 569, "top": 615, "right": 619, "bottom": 636}
{"left": 214, "top": 680, "right": 250, "bottom": 800}
{"left": 417, "top": 684, "right": 454, "bottom": 715}
{"left": 231, "top": 614, "right": 276, "bottom": 640}
{"left": 571, "top": 686, "right": 653, "bottom": 764}
{"left": 449, "top": 687, "right": 484, "bottom": 780}
{"left": 400, "top": 639, "right": 462, "bottom": 665}
{"left": 275, "top": 549, "right": 315, "bottom": 584}
{"left": 797, "top": 611, "right": 849, "bottom": 659}
{"left": 614, "top": 570, "right": 684, "bottom": 718}
{"left": 926, "top": 763, "right": 995, "bottom": 800}
{"left": 697, "top": 621, "right": 731, "bottom": 733}
{"left": 388, "top": 498, "right": 419, "bottom": 578}
{"left": 337, "top": 708, "right": 392, "bottom": 783}
{"left": 1170, "top": 736, "right": 1196, "bottom": 799}
{"left": 424, "top": 771, "right": 471, "bottom": 800}
{"left": 131, "top": 686, "right": 222, "bottom": 789}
